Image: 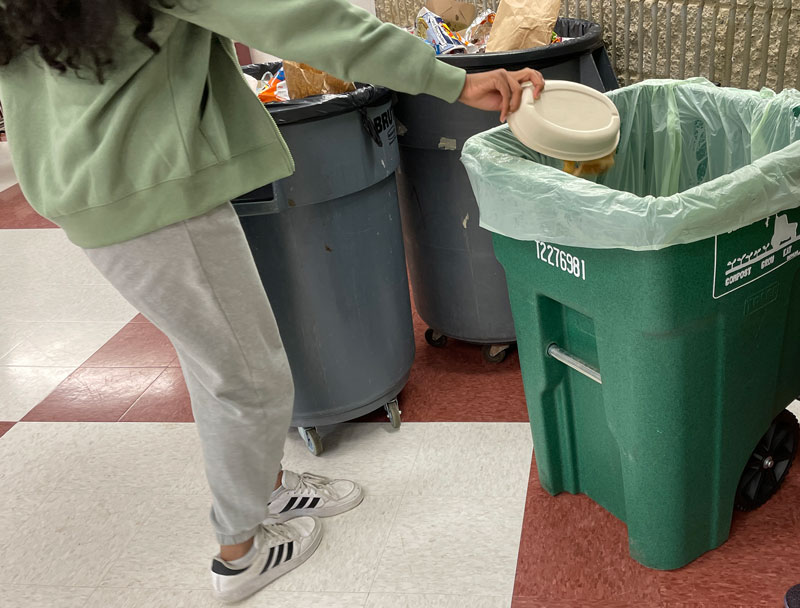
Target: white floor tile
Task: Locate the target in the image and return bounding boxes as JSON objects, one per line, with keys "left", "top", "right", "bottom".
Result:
{"left": 0, "top": 242, "right": 108, "bottom": 287}
{"left": 270, "top": 496, "right": 402, "bottom": 593}
{"left": 0, "top": 366, "right": 73, "bottom": 420}
{"left": 0, "top": 585, "right": 94, "bottom": 608}
{"left": 0, "top": 229, "right": 55, "bottom": 255}
{"left": 281, "top": 423, "right": 426, "bottom": 497}
{"left": 84, "top": 588, "right": 215, "bottom": 608}
{"left": 44, "top": 423, "right": 203, "bottom": 495}
{"left": 406, "top": 423, "right": 532, "bottom": 498}
{"left": 0, "top": 283, "right": 136, "bottom": 323}
{"left": 0, "top": 228, "right": 73, "bottom": 256}
{"left": 233, "top": 591, "right": 368, "bottom": 608}
{"left": 0, "top": 493, "right": 49, "bottom": 543}
{"left": 0, "top": 422, "right": 528, "bottom": 601}
{"left": 0, "top": 322, "right": 28, "bottom": 360}
{"left": 0, "top": 424, "right": 79, "bottom": 492}
{"left": 0, "top": 423, "right": 202, "bottom": 495}
{"left": 0, "top": 322, "right": 124, "bottom": 367}
{"left": 0, "top": 229, "right": 136, "bottom": 325}
{"left": 85, "top": 588, "right": 369, "bottom": 608}
{"left": 179, "top": 447, "right": 216, "bottom": 498}
{"left": 365, "top": 594, "right": 512, "bottom": 608}
{"left": 370, "top": 495, "right": 527, "bottom": 596}
{"left": 0, "top": 492, "right": 152, "bottom": 587}
{"left": 99, "top": 494, "right": 217, "bottom": 590}
{"left": 179, "top": 422, "right": 426, "bottom": 498}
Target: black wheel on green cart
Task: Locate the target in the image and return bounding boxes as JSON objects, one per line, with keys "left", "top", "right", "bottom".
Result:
{"left": 734, "top": 409, "right": 799, "bottom": 511}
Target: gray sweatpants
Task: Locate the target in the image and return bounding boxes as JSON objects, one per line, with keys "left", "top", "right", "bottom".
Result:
{"left": 84, "top": 202, "right": 294, "bottom": 545}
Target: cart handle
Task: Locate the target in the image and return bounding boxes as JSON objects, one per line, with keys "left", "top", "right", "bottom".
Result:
{"left": 546, "top": 343, "right": 602, "bottom": 384}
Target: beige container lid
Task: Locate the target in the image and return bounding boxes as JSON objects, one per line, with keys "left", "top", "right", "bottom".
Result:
{"left": 507, "top": 80, "right": 621, "bottom": 162}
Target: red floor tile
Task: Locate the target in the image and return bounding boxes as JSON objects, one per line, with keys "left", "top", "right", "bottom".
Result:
{"left": 168, "top": 356, "right": 181, "bottom": 368}
{"left": 129, "top": 314, "right": 150, "bottom": 323}
{"left": 652, "top": 484, "right": 800, "bottom": 605}
{"left": 513, "top": 457, "right": 662, "bottom": 605}
{"left": 0, "top": 422, "right": 15, "bottom": 439}
{"left": 82, "top": 322, "right": 176, "bottom": 368}
{"left": 513, "top": 599, "right": 651, "bottom": 608}
{"left": 356, "top": 309, "right": 528, "bottom": 423}
{"left": 0, "top": 185, "right": 58, "bottom": 229}
{"left": 514, "top": 456, "right": 800, "bottom": 606}
{"left": 661, "top": 604, "right": 740, "bottom": 608}
{"left": 120, "top": 368, "right": 193, "bottom": 423}
{"left": 22, "top": 367, "right": 163, "bottom": 422}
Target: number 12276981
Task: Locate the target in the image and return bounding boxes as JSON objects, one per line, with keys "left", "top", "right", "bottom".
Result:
{"left": 534, "top": 241, "right": 586, "bottom": 281}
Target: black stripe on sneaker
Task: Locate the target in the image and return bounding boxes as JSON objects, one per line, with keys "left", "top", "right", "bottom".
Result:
{"left": 280, "top": 497, "right": 298, "bottom": 513}
{"left": 307, "top": 497, "right": 321, "bottom": 509}
{"left": 274, "top": 543, "right": 285, "bottom": 567}
{"left": 295, "top": 497, "right": 310, "bottom": 509}
{"left": 260, "top": 546, "right": 276, "bottom": 574}
{"left": 212, "top": 559, "right": 248, "bottom": 576}
{"left": 286, "top": 541, "right": 294, "bottom": 562}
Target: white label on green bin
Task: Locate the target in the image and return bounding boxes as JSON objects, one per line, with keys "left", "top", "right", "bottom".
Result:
{"left": 713, "top": 209, "right": 800, "bottom": 299}
{"left": 535, "top": 241, "right": 587, "bottom": 281}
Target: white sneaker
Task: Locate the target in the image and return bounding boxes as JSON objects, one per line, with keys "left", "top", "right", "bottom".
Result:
{"left": 210, "top": 517, "right": 322, "bottom": 604}
{"left": 268, "top": 471, "right": 364, "bottom": 523}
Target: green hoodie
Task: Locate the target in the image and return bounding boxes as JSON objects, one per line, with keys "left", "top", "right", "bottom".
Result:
{"left": 0, "top": 0, "right": 466, "bottom": 247}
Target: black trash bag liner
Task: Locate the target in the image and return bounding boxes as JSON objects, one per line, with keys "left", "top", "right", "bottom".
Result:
{"left": 241, "top": 63, "right": 392, "bottom": 126}
{"left": 435, "top": 17, "right": 606, "bottom": 72}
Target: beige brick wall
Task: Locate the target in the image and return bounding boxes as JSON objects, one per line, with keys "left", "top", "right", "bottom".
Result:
{"left": 377, "top": 0, "right": 799, "bottom": 91}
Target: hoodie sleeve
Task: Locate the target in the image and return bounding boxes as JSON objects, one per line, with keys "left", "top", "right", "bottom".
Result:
{"left": 155, "top": 0, "right": 467, "bottom": 103}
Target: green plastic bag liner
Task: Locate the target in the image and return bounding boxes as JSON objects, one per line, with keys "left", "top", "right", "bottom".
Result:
{"left": 461, "top": 78, "right": 800, "bottom": 251}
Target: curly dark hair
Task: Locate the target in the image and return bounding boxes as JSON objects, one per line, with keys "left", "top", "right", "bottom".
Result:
{"left": 0, "top": 0, "right": 174, "bottom": 82}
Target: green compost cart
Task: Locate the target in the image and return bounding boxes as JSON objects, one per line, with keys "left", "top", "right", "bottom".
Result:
{"left": 461, "top": 79, "right": 800, "bottom": 570}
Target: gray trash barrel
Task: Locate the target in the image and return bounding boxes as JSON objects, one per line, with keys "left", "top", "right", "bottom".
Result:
{"left": 395, "top": 18, "right": 618, "bottom": 363}
{"left": 233, "top": 66, "right": 413, "bottom": 456}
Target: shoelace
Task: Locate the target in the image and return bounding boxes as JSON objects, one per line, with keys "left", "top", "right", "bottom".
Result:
{"left": 259, "top": 521, "right": 300, "bottom": 547}
{"left": 294, "top": 472, "right": 339, "bottom": 501}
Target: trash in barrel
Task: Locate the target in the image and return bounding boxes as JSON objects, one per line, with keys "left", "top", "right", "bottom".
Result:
{"left": 461, "top": 78, "right": 800, "bottom": 569}
{"left": 233, "top": 64, "right": 412, "bottom": 456}
{"left": 394, "top": 18, "right": 618, "bottom": 364}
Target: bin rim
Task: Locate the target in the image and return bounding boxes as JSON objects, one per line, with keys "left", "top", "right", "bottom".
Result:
{"left": 242, "top": 63, "right": 393, "bottom": 125}
{"left": 436, "top": 17, "right": 605, "bottom": 71}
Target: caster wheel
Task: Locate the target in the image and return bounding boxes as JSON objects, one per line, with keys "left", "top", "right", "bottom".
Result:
{"left": 735, "top": 409, "right": 798, "bottom": 511}
{"left": 482, "top": 343, "right": 509, "bottom": 364}
{"left": 425, "top": 329, "right": 448, "bottom": 348}
{"left": 385, "top": 399, "right": 402, "bottom": 429}
{"left": 298, "top": 427, "right": 324, "bottom": 457}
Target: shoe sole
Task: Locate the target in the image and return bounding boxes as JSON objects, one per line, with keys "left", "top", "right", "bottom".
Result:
{"left": 214, "top": 523, "right": 323, "bottom": 604}
{"left": 271, "top": 490, "right": 365, "bottom": 524}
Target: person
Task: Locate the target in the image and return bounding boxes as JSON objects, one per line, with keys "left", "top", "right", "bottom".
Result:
{"left": 0, "top": 0, "right": 545, "bottom": 603}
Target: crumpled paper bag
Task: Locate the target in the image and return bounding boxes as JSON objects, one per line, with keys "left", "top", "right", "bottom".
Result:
{"left": 485, "top": 0, "right": 561, "bottom": 52}
{"left": 426, "top": 0, "right": 477, "bottom": 31}
{"left": 283, "top": 61, "right": 356, "bottom": 99}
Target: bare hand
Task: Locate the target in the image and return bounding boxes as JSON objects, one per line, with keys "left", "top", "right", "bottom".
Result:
{"left": 457, "top": 68, "right": 545, "bottom": 122}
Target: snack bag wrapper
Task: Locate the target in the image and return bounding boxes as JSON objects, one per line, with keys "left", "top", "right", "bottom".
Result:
{"left": 257, "top": 69, "right": 289, "bottom": 103}
{"left": 416, "top": 8, "right": 468, "bottom": 55}
{"left": 464, "top": 9, "right": 496, "bottom": 48}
